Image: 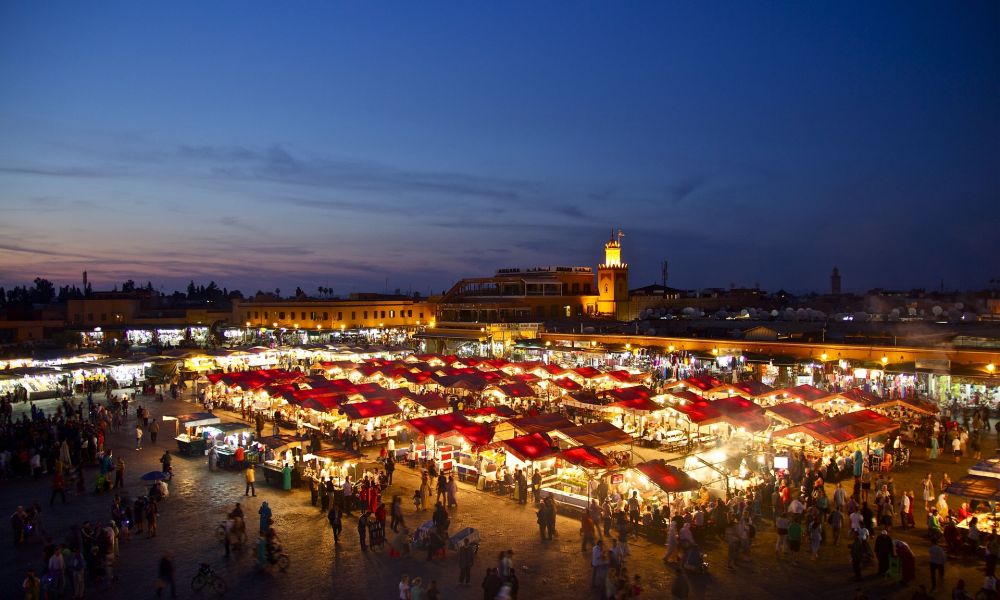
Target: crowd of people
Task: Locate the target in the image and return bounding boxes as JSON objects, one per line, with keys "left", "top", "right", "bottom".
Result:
{"left": 5, "top": 388, "right": 179, "bottom": 599}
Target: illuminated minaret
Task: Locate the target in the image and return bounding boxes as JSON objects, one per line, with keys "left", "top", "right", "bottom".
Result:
{"left": 597, "top": 229, "right": 629, "bottom": 317}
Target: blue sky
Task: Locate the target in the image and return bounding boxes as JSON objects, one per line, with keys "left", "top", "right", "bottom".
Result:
{"left": 1, "top": 2, "right": 997, "bottom": 296}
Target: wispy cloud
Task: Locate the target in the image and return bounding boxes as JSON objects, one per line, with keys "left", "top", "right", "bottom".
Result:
{"left": 0, "top": 166, "right": 112, "bottom": 178}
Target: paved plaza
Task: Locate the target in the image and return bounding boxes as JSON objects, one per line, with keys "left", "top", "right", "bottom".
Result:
{"left": 2, "top": 392, "right": 996, "bottom": 599}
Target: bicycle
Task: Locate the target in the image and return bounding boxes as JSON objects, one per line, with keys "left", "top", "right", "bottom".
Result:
{"left": 191, "top": 563, "right": 227, "bottom": 595}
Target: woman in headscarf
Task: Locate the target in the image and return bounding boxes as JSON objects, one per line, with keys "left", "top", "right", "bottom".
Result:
{"left": 894, "top": 539, "right": 916, "bottom": 584}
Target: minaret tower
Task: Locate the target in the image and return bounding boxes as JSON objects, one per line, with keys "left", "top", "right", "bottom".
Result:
{"left": 597, "top": 229, "right": 629, "bottom": 317}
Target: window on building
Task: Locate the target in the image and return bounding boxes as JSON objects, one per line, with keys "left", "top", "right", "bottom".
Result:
{"left": 419, "top": 312, "right": 424, "bottom": 319}
{"left": 363, "top": 311, "right": 368, "bottom": 319}
{"left": 584, "top": 283, "right": 591, "bottom": 294}
{"left": 322, "top": 312, "right": 328, "bottom": 320}
{"left": 337, "top": 312, "right": 343, "bottom": 321}
{"left": 254, "top": 311, "right": 259, "bottom": 319}
{"left": 301, "top": 312, "right": 306, "bottom": 320}
{"left": 389, "top": 310, "right": 395, "bottom": 318}
{"left": 571, "top": 283, "right": 579, "bottom": 294}
{"left": 380, "top": 311, "right": 386, "bottom": 319}
{"left": 264, "top": 312, "right": 269, "bottom": 320}
{"left": 351, "top": 312, "right": 356, "bottom": 320}
{"left": 279, "top": 312, "right": 286, "bottom": 320}
{"left": 407, "top": 310, "right": 412, "bottom": 317}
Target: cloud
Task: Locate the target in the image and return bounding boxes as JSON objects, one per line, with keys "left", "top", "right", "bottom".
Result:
{"left": 0, "top": 242, "right": 86, "bottom": 258}
{"left": 0, "top": 166, "right": 112, "bottom": 178}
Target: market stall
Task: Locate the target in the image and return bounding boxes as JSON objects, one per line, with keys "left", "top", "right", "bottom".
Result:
{"left": 494, "top": 412, "right": 575, "bottom": 441}
{"left": 765, "top": 402, "right": 823, "bottom": 426}
{"left": 164, "top": 412, "right": 221, "bottom": 456}
{"left": 404, "top": 413, "right": 496, "bottom": 482}
{"left": 710, "top": 396, "right": 770, "bottom": 436}
{"left": 542, "top": 445, "right": 615, "bottom": 511}
{"left": 948, "top": 476, "right": 1000, "bottom": 534}
{"left": 255, "top": 433, "right": 305, "bottom": 487}
{"left": 658, "top": 395, "right": 724, "bottom": 451}
{"left": 624, "top": 459, "right": 702, "bottom": 515}
{"left": 777, "top": 384, "right": 834, "bottom": 405}
{"left": 202, "top": 421, "right": 255, "bottom": 468}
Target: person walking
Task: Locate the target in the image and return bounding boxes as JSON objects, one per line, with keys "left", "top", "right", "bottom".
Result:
{"left": 113, "top": 456, "right": 125, "bottom": 490}
{"left": 357, "top": 511, "right": 369, "bottom": 550}
{"left": 155, "top": 551, "right": 176, "bottom": 598}
{"left": 808, "top": 517, "right": 823, "bottom": 560}
{"left": 774, "top": 513, "right": 789, "bottom": 554}
{"left": 390, "top": 495, "right": 405, "bottom": 532}
{"left": 581, "top": 511, "right": 597, "bottom": 552}
{"left": 70, "top": 545, "right": 86, "bottom": 599}
{"left": 245, "top": 465, "right": 256, "bottom": 497}
{"left": 436, "top": 473, "right": 447, "bottom": 505}
{"left": 591, "top": 540, "right": 605, "bottom": 587}
{"left": 135, "top": 425, "right": 143, "bottom": 451}
{"left": 327, "top": 503, "right": 342, "bottom": 544}
{"left": 146, "top": 500, "right": 159, "bottom": 538}
{"left": 258, "top": 501, "right": 271, "bottom": 535}
{"left": 481, "top": 568, "right": 502, "bottom": 600}
{"left": 385, "top": 454, "right": 395, "bottom": 486}
{"left": 149, "top": 420, "right": 159, "bottom": 445}
{"left": 787, "top": 518, "right": 802, "bottom": 565}
{"left": 829, "top": 508, "right": 844, "bottom": 545}
{"left": 446, "top": 474, "right": 459, "bottom": 508}
{"left": 922, "top": 474, "right": 935, "bottom": 512}
{"left": 874, "top": 530, "right": 893, "bottom": 576}
{"left": 929, "top": 539, "right": 946, "bottom": 591}
{"left": 50, "top": 471, "right": 67, "bottom": 506}
{"left": 458, "top": 538, "right": 475, "bottom": 586}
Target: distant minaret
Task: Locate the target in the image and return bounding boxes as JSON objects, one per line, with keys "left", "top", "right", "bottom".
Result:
{"left": 831, "top": 267, "right": 841, "bottom": 295}
{"left": 597, "top": 229, "right": 629, "bottom": 318}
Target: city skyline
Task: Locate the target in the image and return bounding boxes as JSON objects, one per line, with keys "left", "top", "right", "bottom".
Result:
{"left": 1, "top": 2, "right": 998, "bottom": 295}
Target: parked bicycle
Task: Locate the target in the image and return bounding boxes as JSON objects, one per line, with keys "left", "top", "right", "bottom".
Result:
{"left": 191, "top": 563, "right": 227, "bottom": 595}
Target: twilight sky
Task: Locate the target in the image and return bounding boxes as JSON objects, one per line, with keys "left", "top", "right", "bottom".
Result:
{"left": 1, "top": 2, "right": 998, "bottom": 296}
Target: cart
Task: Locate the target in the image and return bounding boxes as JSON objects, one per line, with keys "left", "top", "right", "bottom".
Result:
{"left": 411, "top": 519, "right": 436, "bottom": 549}
{"left": 448, "top": 526, "right": 481, "bottom": 554}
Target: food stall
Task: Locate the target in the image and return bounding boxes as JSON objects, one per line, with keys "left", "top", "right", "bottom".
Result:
{"left": 709, "top": 396, "right": 770, "bottom": 439}
{"left": 493, "top": 412, "right": 575, "bottom": 442}
{"left": 337, "top": 398, "right": 402, "bottom": 445}
{"left": 302, "top": 447, "right": 365, "bottom": 495}
{"left": 659, "top": 395, "right": 725, "bottom": 451}
{"left": 626, "top": 459, "right": 702, "bottom": 513}
{"left": 542, "top": 445, "right": 615, "bottom": 511}
{"left": 403, "top": 413, "right": 496, "bottom": 482}
{"left": 164, "top": 412, "right": 221, "bottom": 456}
{"left": 947, "top": 474, "right": 1000, "bottom": 532}
{"left": 203, "top": 421, "right": 255, "bottom": 468}
{"left": 552, "top": 422, "right": 634, "bottom": 466}
{"left": 765, "top": 402, "right": 823, "bottom": 427}
{"left": 256, "top": 433, "right": 304, "bottom": 487}
{"left": 770, "top": 409, "right": 899, "bottom": 473}
{"left": 490, "top": 432, "right": 561, "bottom": 495}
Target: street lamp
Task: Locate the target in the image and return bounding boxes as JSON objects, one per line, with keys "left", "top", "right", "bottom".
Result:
{"left": 988, "top": 363, "right": 996, "bottom": 374}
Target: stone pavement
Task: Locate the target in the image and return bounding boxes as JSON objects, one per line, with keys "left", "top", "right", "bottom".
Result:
{"left": 1, "top": 393, "right": 995, "bottom": 599}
